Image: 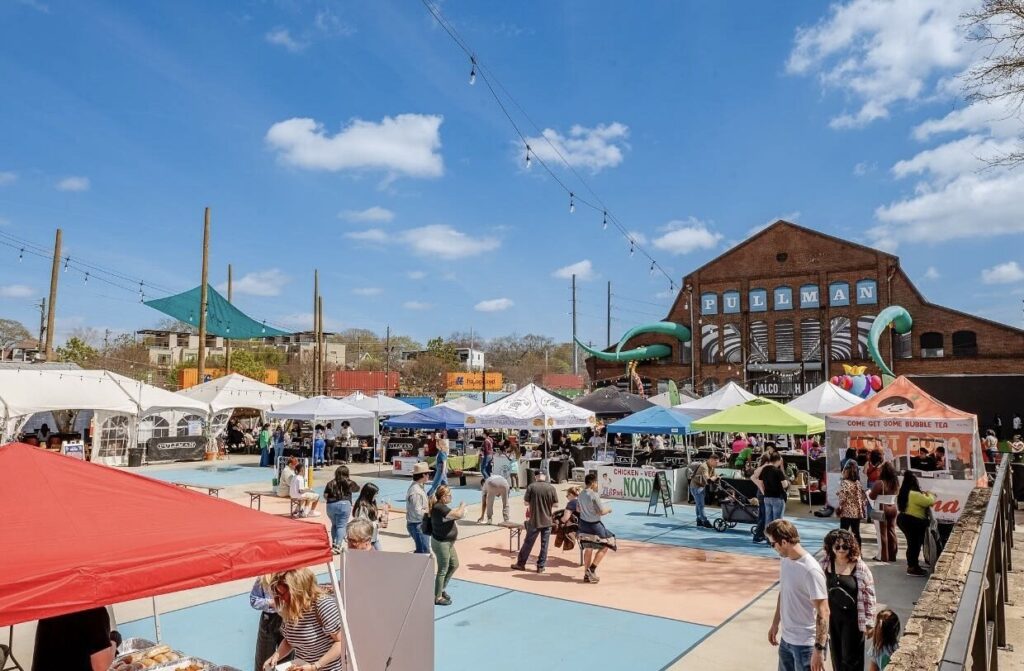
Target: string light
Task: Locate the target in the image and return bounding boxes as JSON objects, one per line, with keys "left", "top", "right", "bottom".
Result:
{"left": 524, "top": 144, "right": 531, "bottom": 169}
{"left": 569, "top": 193, "right": 575, "bottom": 214}
{"left": 468, "top": 56, "right": 476, "bottom": 85}
{"left": 649, "top": 262, "right": 655, "bottom": 276}
{"left": 63, "top": 256, "right": 69, "bottom": 272}
{"left": 629, "top": 240, "right": 635, "bottom": 257}
{"left": 84, "top": 272, "right": 89, "bottom": 283}
{"left": 18, "top": 248, "right": 23, "bottom": 262}
{"left": 602, "top": 211, "right": 607, "bottom": 230}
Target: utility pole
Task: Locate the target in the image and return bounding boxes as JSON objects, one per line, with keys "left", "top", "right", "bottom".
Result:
{"left": 197, "top": 208, "right": 211, "bottom": 383}
{"left": 571, "top": 273, "right": 578, "bottom": 375}
{"left": 37, "top": 298, "right": 46, "bottom": 358}
{"left": 44, "top": 228, "right": 62, "bottom": 360}
{"left": 384, "top": 325, "right": 391, "bottom": 395}
{"left": 312, "top": 270, "right": 319, "bottom": 395}
{"left": 318, "top": 295, "right": 325, "bottom": 395}
{"left": 225, "top": 263, "right": 232, "bottom": 374}
{"left": 606, "top": 280, "right": 612, "bottom": 348}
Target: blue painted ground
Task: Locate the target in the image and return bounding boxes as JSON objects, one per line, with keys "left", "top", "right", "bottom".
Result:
{"left": 119, "top": 578, "right": 710, "bottom": 671}
{"left": 598, "top": 499, "right": 834, "bottom": 558}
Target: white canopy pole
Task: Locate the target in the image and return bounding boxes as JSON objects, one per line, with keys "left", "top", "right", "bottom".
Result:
{"left": 151, "top": 596, "right": 162, "bottom": 643}
{"left": 328, "top": 559, "right": 359, "bottom": 671}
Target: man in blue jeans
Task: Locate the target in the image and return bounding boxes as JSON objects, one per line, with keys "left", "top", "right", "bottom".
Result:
{"left": 405, "top": 463, "right": 432, "bottom": 554}
{"left": 755, "top": 452, "right": 789, "bottom": 528}
{"left": 688, "top": 454, "right": 719, "bottom": 528}
{"left": 427, "top": 437, "right": 449, "bottom": 497}
{"left": 510, "top": 472, "right": 558, "bottom": 573}
{"left": 480, "top": 431, "right": 495, "bottom": 479}
{"left": 767, "top": 519, "right": 828, "bottom": 671}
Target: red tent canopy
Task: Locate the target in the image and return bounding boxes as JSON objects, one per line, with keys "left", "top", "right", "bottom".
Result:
{"left": 0, "top": 442, "right": 331, "bottom": 626}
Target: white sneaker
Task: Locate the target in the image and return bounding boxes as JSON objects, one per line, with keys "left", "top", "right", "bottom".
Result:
{"left": 307, "top": 510, "right": 321, "bottom": 517}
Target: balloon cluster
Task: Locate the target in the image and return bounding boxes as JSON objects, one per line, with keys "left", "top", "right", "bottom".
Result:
{"left": 831, "top": 364, "right": 882, "bottom": 399}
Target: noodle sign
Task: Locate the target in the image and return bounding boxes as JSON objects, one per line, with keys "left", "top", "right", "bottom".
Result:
{"left": 596, "top": 465, "right": 659, "bottom": 501}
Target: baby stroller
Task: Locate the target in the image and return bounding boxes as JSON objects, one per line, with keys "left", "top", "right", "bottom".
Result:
{"left": 713, "top": 479, "right": 760, "bottom": 534}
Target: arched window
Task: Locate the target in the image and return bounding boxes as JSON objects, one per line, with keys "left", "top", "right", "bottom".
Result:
{"left": 138, "top": 415, "right": 170, "bottom": 444}
{"left": 894, "top": 331, "right": 912, "bottom": 359}
{"left": 830, "top": 316, "right": 852, "bottom": 360}
{"left": 748, "top": 321, "right": 769, "bottom": 363}
{"left": 952, "top": 331, "right": 977, "bottom": 357}
{"left": 702, "top": 378, "right": 719, "bottom": 395}
{"left": 749, "top": 288, "right": 768, "bottom": 313}
{"left": 723, "top": 323, "right": 743, "bottom": 363}
{"left": 722, "top": 290, "right": 741, "bottom": 314}
{"left": 701, "top": 324, "right": 721, "bottom": 364}
{"left": 800, "top": 319, "right": 822, "bottom": 362}
{"left": 829, "top": 281, "right": 850, "bottom": 307}
{"left": 799, "top": 284, "right": 820, "bottom": 309}
{"left": 97, "top": 415, "right": 131, "bottom": 460}
{"left": 773, "top": 286, "right": 793, "bottom": 311}
{"left": 700, "top": 292, "right": 718, "bottom": 315}
{"left": 177, "top": 414, "right": 205, "bottom": 436}
{"left": 775, "top": 319, "right": 795, "bottom": 362}
{"left": 920, "top": 332, "right": 944, "bottom": 358}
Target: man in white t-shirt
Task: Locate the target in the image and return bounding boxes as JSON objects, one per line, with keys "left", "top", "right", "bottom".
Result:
{"left": 766, "top": 519, "right": 828, "bottom": 671}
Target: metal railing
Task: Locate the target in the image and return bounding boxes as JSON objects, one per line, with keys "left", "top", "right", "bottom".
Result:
{"left": 939, "top": 457, "right": 1015, "bottom": 671}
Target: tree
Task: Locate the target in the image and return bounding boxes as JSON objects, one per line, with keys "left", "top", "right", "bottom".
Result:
{"left": 402, "top": 354, "right": 450, "bottom": 395}
{"left": 56, "top": 337, "right": 99, "bottom": 366}
{"left": 964, "top": 0, "right": 1024, "bottom": 166}
{"left": 0, "top": 318, "right": 32, "bottom": 357}
{"left": 153, "top": 318, "right": 196, "bottom": 333}
{"left": 425, "top": 337, "right": 459, "bottom": 366}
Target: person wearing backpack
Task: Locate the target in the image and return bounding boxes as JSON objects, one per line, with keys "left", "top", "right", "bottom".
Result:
{"left": 819, "top": 528, "right": 876, "bottom": 671}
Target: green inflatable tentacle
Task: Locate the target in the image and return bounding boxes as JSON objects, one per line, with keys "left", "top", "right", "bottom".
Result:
{"left": 615, "top": 321, "right": 691, "bottom": 354}
{"left": 867, "top": 306, "right": 913, "bottom": 378}
{"left": 577, "top": 321, "right": 691, "bottom": 362}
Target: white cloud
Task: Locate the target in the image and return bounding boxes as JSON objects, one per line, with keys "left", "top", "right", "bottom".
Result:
{"left": 265, "top": 27, "right": 307, "bottom": 52}
{"left": 474, "top": 298, "right": 514, "bottom": 312}
{"left": 553, "top": 259, "right": 596, "bottom": 281}
{"left": 890, "top": 135, "right": 1018, "bottom": 185}
{"left": 0, "top": 171, "right": 16, "bottom": 186}
{"left": 652, "top": 218, "right": 723, "bottom": 255}
{"left": 344, "top": 228, "right": 389, "bottom": 244}
{"left": 399, "top": 224, "right": 499, "bottom": 259}
{"left": 56, "top": 176, "right": 90, "bottom": 192}
{"left": 923, "top": 266, "right": 941, "bottom": 281}
{"left": 339, "top": 206, "right": 394, "bottom": 223}
{"left": 14, "top": 0, "right": 50, "bottom": 13}
{"left": 403, "top": 301, "right": 432, "bottom": 310}
{"left": 981, "top": 261, "right": 1024, "bottom": 285}
{"left": 787, "top": 0, "right": 973, "bottom": 129}
{"left": 912, "top": 97, "right": 1024, "bottom": 141}
{"left": 627, "top": 231, "right": 648, "bottom": 246}
{"left": 525, "top": 122, "right": 629, "bottom": 173}
{"left": 406, "top": 270, "right": 426, "bottom": 280}
{"left": 313, "top": 9, "right": 355, "bottom": 37}
{"left": 265, "top": 114, "right": 444, "bottom": 179}
{"left": 216, "top": 269, "right": 289, "bottom": 297}
{"left": 853, "top": 162, "right": 875, "bottom": 176}
{"left": 0, "top": 284, "right": 35, "bottom": 298}
{"left": 351, "top": 287, "right": 383, "bottom": 296}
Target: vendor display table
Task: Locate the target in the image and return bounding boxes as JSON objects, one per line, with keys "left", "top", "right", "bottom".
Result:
{"left": 596, "top": 465, "right": 687, "bottom": 503}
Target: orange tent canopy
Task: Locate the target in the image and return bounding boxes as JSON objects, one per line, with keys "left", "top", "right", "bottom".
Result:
{"left": 826, "top": 375, "right": 977, "bottom": 434}
{"left": 0, "top": 442, "right": 331, "bottom": 626}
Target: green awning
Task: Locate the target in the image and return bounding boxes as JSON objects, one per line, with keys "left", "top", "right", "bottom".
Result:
{"left": 144, "top": 285, "right": 289, "bottom": 339}
{"left": 691, "top": 397, "right": 825, "bottom": 435}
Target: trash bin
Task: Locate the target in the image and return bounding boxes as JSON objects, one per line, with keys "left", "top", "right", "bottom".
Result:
{"left": 127, "top": 448, "right": 143, "bottom": 467}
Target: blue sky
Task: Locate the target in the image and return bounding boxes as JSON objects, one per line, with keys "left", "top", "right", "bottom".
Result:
{"left": 1, "top": 0, "right": 1022, "bottom": 347}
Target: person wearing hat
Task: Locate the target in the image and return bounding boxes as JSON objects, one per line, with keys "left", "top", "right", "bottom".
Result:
{"left": 406, "top": 461, "right": 432, "bottom": 554}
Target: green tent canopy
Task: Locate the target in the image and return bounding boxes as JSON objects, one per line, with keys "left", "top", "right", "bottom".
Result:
{"left": 144, "top": 285, "right": 289, "bottom": 339}
{"left": 691, "top": 397, "right": 825, "bottom": 435}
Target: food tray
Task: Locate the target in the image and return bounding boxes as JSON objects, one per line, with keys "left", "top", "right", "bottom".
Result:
{"left": 148, "top": 656, "right": 213, "bottom": 671}
{"left": 110, "top": 644, "right": 185, "bottom": 670}
{"left": 120, "top": 638, "right": 157, "bottom": 654}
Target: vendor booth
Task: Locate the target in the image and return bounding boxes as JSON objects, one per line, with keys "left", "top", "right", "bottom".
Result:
{"left": 597, "top": 406, "right": 696, "bottom": 503}
{"left": 825, "top": 376, "right": 985, "bottom": 523}
{"left": 176, "top": 372, "right": 303, "bottom": 436}
{"left": 268, "top": 396, "right": 375, "bottom": 479}
{"left": 340, "top": 392, "right": 419, "bottom": 464}
{"left": 786, "top": 381, "right": 864, "bottom": 418}
{"left": 574, "top": 386, "right": 653, "bottom": 417}
{"left": 384, "top": 405, "right": 468, "bottom": 475}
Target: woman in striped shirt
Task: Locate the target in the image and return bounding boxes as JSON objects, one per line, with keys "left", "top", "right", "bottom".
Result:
{"left": 263, "top": 569, "right": 344, "bottom": 671}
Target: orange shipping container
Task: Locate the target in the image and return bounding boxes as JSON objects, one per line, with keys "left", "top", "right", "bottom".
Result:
{"left": 178, "top": 368, "right": 279, "bottom": 389}
{"left": 446, "top": 371, "right": 503, "bottom": 391}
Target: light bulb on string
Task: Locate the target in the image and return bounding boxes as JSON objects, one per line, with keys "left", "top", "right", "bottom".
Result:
{"left": 629, "top": 240, "right": 635, "bottom": 257}
{"left": 525, "top": 144, "right": 532, "bottom": 169}
{"left": 84, "top": 272, "right": 89, "bottom": 283}
{"left": 602, "top": 211, "right": 608, "bottom": 230}
{"left": 469, "top": 57, "right": 476, "bottom": 85}
{"left": 649, "top": 262, "right": 655, "bottom": 276}
{"left": 63, "top": 256, "right": 69, "bottom": 272}
{"left": 18, "top": 248, "right": 24, "bottom": 262}
{"left": 569, "top": 193, "right": 575, "bottom": 214}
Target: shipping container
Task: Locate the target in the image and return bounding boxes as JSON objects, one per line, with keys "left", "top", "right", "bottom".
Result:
{"left": 446, "top": 371, "right": 504, "bottom": 391}
{"left": 326, "top": 370, "right": 400, "bottom": 396}
{"left": 396, "top": 395, "right": 435, "bottom": 409}
{"left": 178, "top": 368, "right": 280, "bottom": 389}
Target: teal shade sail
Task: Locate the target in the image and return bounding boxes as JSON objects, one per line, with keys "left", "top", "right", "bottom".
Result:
{"left": 144, "top": 285, "right": 289, "bottom": 339}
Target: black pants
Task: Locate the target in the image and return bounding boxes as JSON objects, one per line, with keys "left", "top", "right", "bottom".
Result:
{"left": 828, "top": 611, "right": 864, "bottom": 671}
{"left": 254, "top": 611, "right": 283, "bottom": 671}
{"left": 839, "top": 517, "right": 861, "bottom": 548}
{"left": 897, "top": 512, "right": 927, "bottom": 569}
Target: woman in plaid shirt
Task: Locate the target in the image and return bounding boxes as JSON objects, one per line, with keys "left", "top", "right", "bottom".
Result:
{"left": 819, "top": 528, "right": 876, "bottom": 671}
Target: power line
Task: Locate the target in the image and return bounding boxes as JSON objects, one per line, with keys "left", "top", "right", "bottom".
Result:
{"left": 419, "top": 0, "right": 677, "bottom": 294}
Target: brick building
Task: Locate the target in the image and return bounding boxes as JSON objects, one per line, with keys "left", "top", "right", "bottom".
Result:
{"left": 587, "top": 221, "right": 1024, "bottom": 401}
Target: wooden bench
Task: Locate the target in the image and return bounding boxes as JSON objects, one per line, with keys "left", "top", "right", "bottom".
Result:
{"left": 497, "top": 521, "right": 524, "bottom": 552}
{"left": 455, "top": 469, "right": 483, "bottom": 487}
{"left": 173, "top": 482, "right": 223, "bottom": 497}
{"left": 246, "top": 490, "right": 301, "bottom": 515}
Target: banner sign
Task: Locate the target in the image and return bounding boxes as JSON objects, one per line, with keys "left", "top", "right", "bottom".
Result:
{"left": 826, "top": 416, "right": 976, "bottom": 435}
{"left": 146, "top": 436, "right": 207, "bottom": 462}
{"left": 186, "top": 420, "right": 203, "bottom": 436}
{"left": 62, "top": 440, "right": 85, "bottom": 460}
{"left": 826, "top": 474, "right": 972, "bottom": 524}
{"left": 446, "top": 372, "right": 504, "bottom": 391}
{"left": 598, "top": 465, "right": 660, "bottom": 501}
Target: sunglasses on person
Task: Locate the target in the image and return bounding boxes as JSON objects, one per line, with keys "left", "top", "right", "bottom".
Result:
{"left": 833, "top": 542, "right": 852, "bottom": 551}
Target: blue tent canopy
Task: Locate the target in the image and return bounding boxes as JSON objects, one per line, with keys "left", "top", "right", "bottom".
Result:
{"left": 144, "top": 285, "right": 289, "bottom": 339}
{"left": 383, "top": 405, "right": 467, "bottom": 430}
{"left": 606, "top": 406, "right": 694, "bottom": 435}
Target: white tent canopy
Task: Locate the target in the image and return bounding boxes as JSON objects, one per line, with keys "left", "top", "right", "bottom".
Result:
{"left": 340, "top": 392, "right": 418, "bottom": 417}
{"left": 674, "top": 381, "right": 757, "bottom": 420}
{"left": 648, "top": 389, "right": 699, "bottom": 408}
{"left": 437, "top": 396, "right": 485, "bottom": 412}
{"left": 0, "top": 369, "right": 209, "bottom": 442}
{"left": 785, "top": 382, "right": 864, "bottom": 419}
{"left": 177, "top": 373, "right": 303, "bottom": 414}
{"left": 465, "top": 383, "right": 597, "bottom": 430}
{"left": 266, "top": 396, "right": 375, "bottom": 423}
